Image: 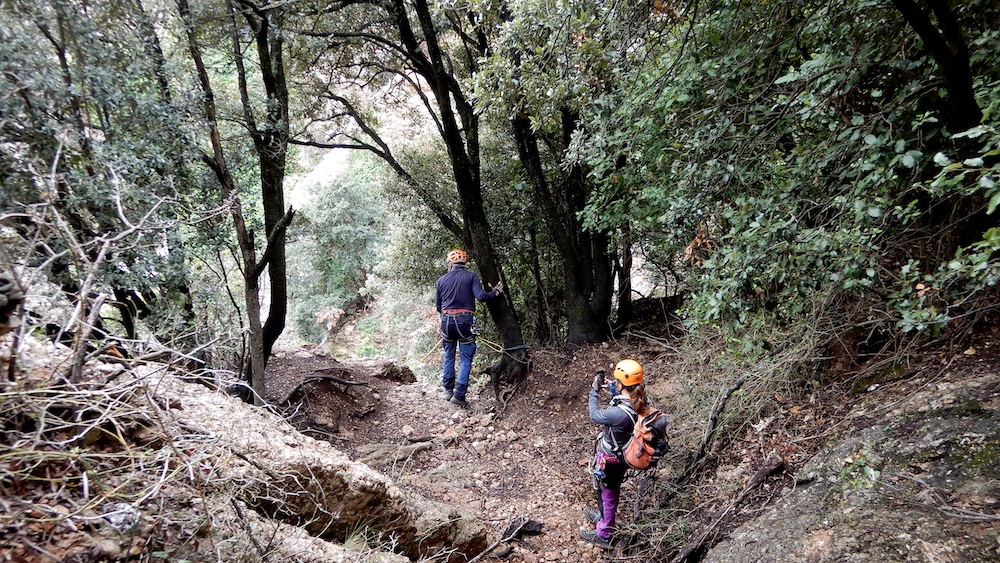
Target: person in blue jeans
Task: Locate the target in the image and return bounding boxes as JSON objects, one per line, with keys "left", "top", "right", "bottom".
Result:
{"left": 435, "top": 249, "right": 503, "bottom": 408}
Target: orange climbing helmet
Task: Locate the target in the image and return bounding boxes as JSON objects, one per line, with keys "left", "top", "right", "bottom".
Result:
{"left": 613, "top": 359, "right": 644, "bottom": 387}
{"left": 447, "top": 249, "right": 468, "bottom": 264}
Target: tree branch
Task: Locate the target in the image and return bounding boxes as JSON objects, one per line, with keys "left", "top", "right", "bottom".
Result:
{"left": 253, "top": 207, "right": 296, "bottom": 280}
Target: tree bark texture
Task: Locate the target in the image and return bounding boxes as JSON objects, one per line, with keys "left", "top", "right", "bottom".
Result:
{"left": 889, "top": 0, "right": 983, "bottom": 131}
{"left": 511, "top": 113, "right": 614, "bottom": 344}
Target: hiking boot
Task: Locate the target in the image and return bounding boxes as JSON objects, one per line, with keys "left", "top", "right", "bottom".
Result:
{"left": 583, "top": 507, "right": 601, "bottom": 524}
{"left": 449, "top": 396, "right": 468, "bottom": 408}
{"left": 442, "top": 389, "right": 453, "bottom": 401}
{"left": 580, "top": 530, "right": 612, "bottom": 549}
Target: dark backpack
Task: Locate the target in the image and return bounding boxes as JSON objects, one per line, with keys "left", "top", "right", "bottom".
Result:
{"left": 621, "top": 409, "right": 670, "bottom": 470}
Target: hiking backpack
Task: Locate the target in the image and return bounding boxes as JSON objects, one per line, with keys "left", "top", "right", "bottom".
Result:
{"left": 621, "top": 409, "right": 670, "bottom": 470}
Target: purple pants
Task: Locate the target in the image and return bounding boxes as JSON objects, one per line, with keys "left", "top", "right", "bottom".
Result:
{"left": 593, "top": 451, "right": 626, "bottom": 540}
{"left": 596, "top": 486, "right": 620, "bottom": 540}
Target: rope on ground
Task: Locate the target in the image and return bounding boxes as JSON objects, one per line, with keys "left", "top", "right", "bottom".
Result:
{"left": 477, "top": 338, "right": 532, "bottom": 364}
{"left": 418, "top": 339, "right": 441, "bottom": 364}
{"left": 478, "top": 337, "right": 504, "bottom": 354}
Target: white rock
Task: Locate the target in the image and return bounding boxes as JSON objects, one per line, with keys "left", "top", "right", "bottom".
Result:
{"left": 101, "top": 502, "right": 139, "bottom": 533}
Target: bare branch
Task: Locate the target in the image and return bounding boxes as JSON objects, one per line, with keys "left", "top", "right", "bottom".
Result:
{"left": 253, "top": 207, "right": 296, "bottom": 280}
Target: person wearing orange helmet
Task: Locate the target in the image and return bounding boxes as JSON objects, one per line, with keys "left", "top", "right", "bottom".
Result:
{"left": 581, "top": 359, "right": 651, "bottom": 548}
{"left": 435, "top": 249, "right": 503, "bottom": 408}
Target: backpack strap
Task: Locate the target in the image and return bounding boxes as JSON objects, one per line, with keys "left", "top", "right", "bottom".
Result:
{"left": 601, "top": 402, "right": 638, "bottom": 454}
{"left": 619, "top": 402, "right": 638, "bottom": 421}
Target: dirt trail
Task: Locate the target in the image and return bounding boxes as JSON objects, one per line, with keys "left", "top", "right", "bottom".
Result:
{"left": 263, "top": 324, "right": 1000, "bottom": 562}
{"left": 266, "top": 344, "right": 656, "bottom": 563}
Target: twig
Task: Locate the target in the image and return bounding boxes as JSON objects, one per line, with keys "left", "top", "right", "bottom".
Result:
{"left": 21, "top": 538, "right": 62, "bottom": 562}
{"left": 230, "top": 498, "right": 269, "bottom": 557}
{"left": 465, "top": 515, "right": 533, "bottom": 563}
{"left": 671, "top": 453, "right": 784, "bottom": 562}
{"left": 676, "top": 373, "right": 751, "bottom": 485}
{"left": 279, "top": 374, "right": 368, "bottom": 403}
{"left": 623, "top": 329, "right": 681, "bottom": 354}
{"left": 882, "top": 472, "right": 1000, "bottom": 522}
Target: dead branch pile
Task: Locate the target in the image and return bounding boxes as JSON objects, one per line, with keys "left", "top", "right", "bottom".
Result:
{"left": 0, "top": 376, "right": 213, "bottom": 561}
{"left": 0, "top": 367, "right": 416, "bottom": 562}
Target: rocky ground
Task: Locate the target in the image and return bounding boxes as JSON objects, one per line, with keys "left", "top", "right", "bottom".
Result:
{"left": 265, "top": 343, "right": 658, "bottom": 563}
{"left": 265, "top": 325, "right": 1000, "bottom": 563}
{"left": 5, "top": 320, "right": 995, "bottom": 562}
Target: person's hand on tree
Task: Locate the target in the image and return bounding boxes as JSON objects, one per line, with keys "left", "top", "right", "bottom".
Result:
{"left": 493, "top": 281, "right": 504, "bottom": 295}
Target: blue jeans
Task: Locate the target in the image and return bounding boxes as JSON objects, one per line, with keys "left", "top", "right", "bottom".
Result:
{"left": 441, "top": 313, "right": 476, "bottom": 401}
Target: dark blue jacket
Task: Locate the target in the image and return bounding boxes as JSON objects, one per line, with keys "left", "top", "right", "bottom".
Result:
{"left": 435, "top": 265, "right": 498, "bottom": 312}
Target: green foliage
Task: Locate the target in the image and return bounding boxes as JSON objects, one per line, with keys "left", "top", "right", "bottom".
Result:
{"left": 571, "top": 0, "right": 1000, "bottom": 357}
{"left": 287, "top": 154, "right": 387, "bottom": 343}
{"left": 839, "top": 447, "right": 881, "bottom": 491}
{"left": 474, "top": 0, "right": 645, "bottom": 129}
{"left": 888, "top": 124, "right": 1000, "bottom": 333}
{"left": 0, "top": 0, "right": 215, "bottom": 350}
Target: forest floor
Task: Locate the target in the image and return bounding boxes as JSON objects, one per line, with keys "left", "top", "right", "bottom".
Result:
{"left": 2, "top": 319, "right": 996, "bottom": 563}
{"left": 264, "top": 322, "right": 1000, "bottom": 563}
{"left": 265, "top": 342, "right": 621, "bottom": 563}
{"left": 262, "top": 340, "right": 801, "bottom": 561}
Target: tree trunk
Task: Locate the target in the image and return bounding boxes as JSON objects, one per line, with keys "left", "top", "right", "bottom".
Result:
{"left": 313, "top": 0, "right": 529, "bottom": 391}
{"left": 393, "top": 0, "right": 528, "bottom": 383}
{"left": 178, "top": 0, "right": 268, "bottom": 404}
{"left": 511, "top": 114, "right": 614, "bottom": 345}
{"left": 528, "top": 225, "right": 552, "bottom": 343}
{"left": 615, "top": 223, "right": 633, "bottom": 330}
{"left": 233, "top": 0, "right": 293, "bottom": 363}
{"left": 889, "top": 0, "right": 983, "bottom": 131}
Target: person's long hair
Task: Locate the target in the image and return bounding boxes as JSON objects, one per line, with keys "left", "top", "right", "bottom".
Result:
{"left": 626, "top": 383, "right": 650, "bottom": 415}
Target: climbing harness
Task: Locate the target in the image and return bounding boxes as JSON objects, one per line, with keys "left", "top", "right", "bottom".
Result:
{"left": 440, "top": 312, "right": 476, "bottom": 344}
{"left": 598, "top": 398, "right": 637, "bottom": 455}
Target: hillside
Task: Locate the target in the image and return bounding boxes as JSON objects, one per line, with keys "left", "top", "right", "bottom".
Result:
{"left": 1, "top": 325, "right": 998, "bottom": 562}
{"left": 263, "top": 327, "right": 1000, "bottom": 562}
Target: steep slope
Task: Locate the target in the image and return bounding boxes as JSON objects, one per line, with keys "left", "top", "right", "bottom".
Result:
{"left": 269, "top": 332, "right": 1000, "bottom": 562}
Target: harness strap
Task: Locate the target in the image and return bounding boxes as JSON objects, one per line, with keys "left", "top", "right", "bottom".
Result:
{"left": 440, "top": 313, "right": 477, "bottom": 344}
{"left": 602, "top": 403, "right": 638, "bottom": 454}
